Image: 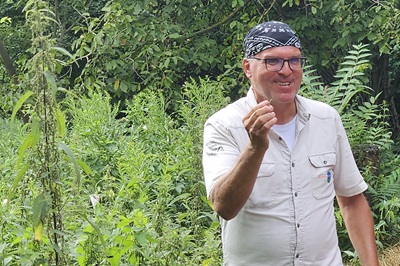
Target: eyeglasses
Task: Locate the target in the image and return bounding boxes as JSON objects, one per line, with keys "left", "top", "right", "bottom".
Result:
{"left": 251, "top": 57, "right": 307, "bottom": 72}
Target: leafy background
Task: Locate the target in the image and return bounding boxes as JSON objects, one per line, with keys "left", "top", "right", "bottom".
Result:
{"left": 0, "top": 0, "right": 399, "bottom": 265}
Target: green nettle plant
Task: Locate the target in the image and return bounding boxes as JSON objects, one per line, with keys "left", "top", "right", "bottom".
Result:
{"left": 9, "top": 1, "right": 64, "bottom": 265}
{"left": 2, "top": 0, "right": 78, "bottom": 265}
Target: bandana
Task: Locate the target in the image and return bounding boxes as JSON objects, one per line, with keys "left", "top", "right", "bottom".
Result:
{"left": 243, "top": 21, "right": 301, "bottom": 58}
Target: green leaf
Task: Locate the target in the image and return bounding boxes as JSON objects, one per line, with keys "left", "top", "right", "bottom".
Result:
{"left": 0, "top": 17, "right": 11, "bottom": 24}
{"left": 232, "top": 0, "right": 237, "bottom": 8}
{"left": 135, "top": 231, "right": 148, "bottom": 245}
{"left": 50, "top": 46, "right": 74, "bottom": 60}
{"left": 80, "top": 213, "right": 107, "bottom": 254}
{"left": 43, "top": 71, "right": 57, "bottom": 97}
{"left": 55, "top": 108, "right": 66, "bottom": 137}
{"left": 168, "top": 33, "right": 180, "bottom": 39}
{"left": 58, "top": 142, "right": 81, "bottom": 187}
{"left": 333, "top": 38, "right": 346, "bottom": 48}
{"left": 11, "top": 91, "right": 34, "bottom": 122}
{"left": 16, "top": 118, "right": 41, "bottom": 168}
{"left": 311, "top": 6, "right": 317, "bottom": 14}
{"left": 32, "top": 193, "right": 50, "bottom": 227}
{"left": 34, "top": 221, "right": 44, "bottom": 241}
{"left": 7, "top": 163, "right": 29, "bottom": 203}
{"left": 76, "top": 159, "right": 93, "bottom": 175}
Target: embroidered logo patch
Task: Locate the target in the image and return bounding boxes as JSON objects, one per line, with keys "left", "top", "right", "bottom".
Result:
{"left": 318, "top": 169, "right": 333, "bottom": 183}
{"left": 205, "top": 141, "right": 224, "bottom": 155}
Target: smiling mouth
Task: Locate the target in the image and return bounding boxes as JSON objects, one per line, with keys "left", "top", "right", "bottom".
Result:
{"left": 277, "top": 82, "right": 291, "bottom": 86}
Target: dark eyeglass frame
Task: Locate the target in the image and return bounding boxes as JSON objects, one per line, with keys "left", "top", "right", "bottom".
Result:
{"left": 251, "top": 57, "right": 307, "bottom": 72}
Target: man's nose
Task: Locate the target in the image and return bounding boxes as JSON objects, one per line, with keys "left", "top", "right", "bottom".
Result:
{"left": 278, "top": 61, "right": 292, "bottom": 75}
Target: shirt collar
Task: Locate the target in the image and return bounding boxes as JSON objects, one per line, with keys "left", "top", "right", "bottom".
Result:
{"left": 247, "top": 87, "right": 258, "bottom": 109}
{"left": 295, "top": 95, "right": 311, "bottom": 124}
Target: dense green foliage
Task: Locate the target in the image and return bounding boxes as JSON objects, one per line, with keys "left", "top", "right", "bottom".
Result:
{"left": 2, "top": 0, "right": 400, "bottom": 116}
{"left": 0, "top": 0, "right": 400, "bottom": 265}
{"left": 0, "top": 79, "right": 228, "bottom": 265}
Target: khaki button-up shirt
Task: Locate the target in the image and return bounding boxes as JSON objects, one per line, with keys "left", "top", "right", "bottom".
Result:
{"left": 202, "top": 89, "right": 368, "bottom": 266}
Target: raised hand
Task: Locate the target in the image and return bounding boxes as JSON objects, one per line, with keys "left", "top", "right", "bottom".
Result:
{"left": 242, "top": 100, "right": 277, "bottom": 150}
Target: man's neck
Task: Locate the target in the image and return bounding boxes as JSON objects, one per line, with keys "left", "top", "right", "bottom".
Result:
{"left": 272, "top": 101, "right": 297, "bottom": 125}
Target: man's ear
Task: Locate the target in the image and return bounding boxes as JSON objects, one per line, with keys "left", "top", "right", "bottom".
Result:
{"left": 242, "top": 58, "right": 252, "bottom": 78}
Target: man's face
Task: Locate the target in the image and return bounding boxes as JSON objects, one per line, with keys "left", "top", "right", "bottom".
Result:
{"left": 243, "top": 46, "right": 303, "bottom": 104}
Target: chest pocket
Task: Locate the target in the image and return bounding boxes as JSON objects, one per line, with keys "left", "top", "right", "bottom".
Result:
{"left": 309, "top": 153, "right": 336, "bottom": 200}
{"left": 247, "top": 162, "right": 277, "bottom": 208}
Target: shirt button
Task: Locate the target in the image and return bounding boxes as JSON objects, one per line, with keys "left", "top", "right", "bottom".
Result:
{"left": 296, "top": 253, "right": 300, "bottom": 258}
{"left": 297, "top": 223, "right": 300, "bottom": 228}
{"left": 278, "top": 137, "right": 282, "bottom": 141}
{"left": 292, "top": 162, "right": 295, "bottom": 167}
{"left": 323, "top": 160, "right": 327, "bottom": 164}
{"left": 294, "top": 192, "right": 298, "bottom": 197}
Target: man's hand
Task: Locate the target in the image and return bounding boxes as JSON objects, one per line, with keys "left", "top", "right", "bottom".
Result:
{"left": 243, "top": 100, "right": 277, "bottom": 150}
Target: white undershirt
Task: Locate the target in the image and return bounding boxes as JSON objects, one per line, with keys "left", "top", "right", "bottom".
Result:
{"left": 272, "top": 115, "right": 297, "bottom": 152}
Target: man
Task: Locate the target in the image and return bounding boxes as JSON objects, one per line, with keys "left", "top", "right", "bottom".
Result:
{"left": 202, "top": 21, "right": 379, "bottom": 265}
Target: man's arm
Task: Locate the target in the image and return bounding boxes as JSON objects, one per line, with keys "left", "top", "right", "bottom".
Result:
{"left": 210, "top": 143, "right": 265, "bottom": 220}
{"left": 336, "top": 193, "right": 379, "bottom": 266}
{"left": 209, "top": 100, "right": 276, "bottom": 220}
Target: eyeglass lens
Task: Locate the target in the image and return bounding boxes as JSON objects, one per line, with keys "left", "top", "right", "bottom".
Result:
{"left": 266, "top": 58, "right": 304, "bottom": 71}
{"left": 251, "top": 57, "right": 306, "bottom": 71}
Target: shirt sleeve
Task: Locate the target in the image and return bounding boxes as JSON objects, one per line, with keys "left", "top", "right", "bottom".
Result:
{"left": 333, "top": 113, "right": 368, "bottom": 196}
{"left": 202, "top": 118, "right": 241, "bottom": 198}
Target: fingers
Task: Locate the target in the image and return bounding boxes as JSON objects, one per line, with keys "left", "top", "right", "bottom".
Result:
{"left": 243, "top": 100, "right": 276, "bottom": 131}
{"left": 243, "top": 100, "right": 277, "bottom": 147}
{"left": 243, "top": 100, "right": 271, "bottom": 123}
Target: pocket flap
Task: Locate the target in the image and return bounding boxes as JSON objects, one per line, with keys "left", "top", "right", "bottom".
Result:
{"left": 309, "top": 152, "right": 336, "bottom": 167}
{"left": 258, "top": 162, "right": 275, "bottom": 178}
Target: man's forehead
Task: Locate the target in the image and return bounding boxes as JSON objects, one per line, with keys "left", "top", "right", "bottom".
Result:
{"left": 256, "top": 46, "right": 302, "bottom": 57}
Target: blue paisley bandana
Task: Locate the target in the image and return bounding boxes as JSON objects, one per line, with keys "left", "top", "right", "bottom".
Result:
{"left": 243, "top": 21, "right": 301, "bottom": 58}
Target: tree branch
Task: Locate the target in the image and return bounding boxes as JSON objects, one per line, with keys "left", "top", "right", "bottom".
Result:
{"left": 0, "top": 38, "right": 17, "bottom": 83}
{"left": 185, "top": 0, "right": 251, "bottom": 38}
